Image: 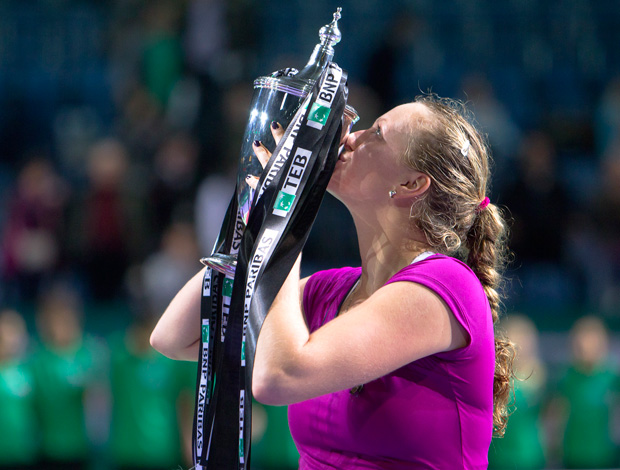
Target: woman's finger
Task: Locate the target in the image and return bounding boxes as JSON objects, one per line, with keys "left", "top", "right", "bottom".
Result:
{"left": 253, "top": 140, "right": 271, "bottom": 168}
{"left": 271, "top": 121, "right": 285, "bottom": 146}
{"left": 245, "top": 175, "right": 260, "bottom": 190}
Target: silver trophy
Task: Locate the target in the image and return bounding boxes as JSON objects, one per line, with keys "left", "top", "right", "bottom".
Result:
{"left": 202, "top": 8, "right": 359, "bottom": 276}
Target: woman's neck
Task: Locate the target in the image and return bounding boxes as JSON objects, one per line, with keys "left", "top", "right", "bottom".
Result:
{"left": 352, "top": 213, "right": 432, "bottom": 298}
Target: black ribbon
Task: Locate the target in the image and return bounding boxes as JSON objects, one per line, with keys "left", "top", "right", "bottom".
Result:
{"left": 193, "top": 63, "right": 349, "bottom": 469}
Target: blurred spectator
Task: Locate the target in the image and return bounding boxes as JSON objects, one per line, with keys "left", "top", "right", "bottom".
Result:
{"left": 193, "top": 80, "right": 249, "bottom": 256}
{"left": 183, "top": 0, "right": 229, "bottom": 168}
{"left": 365, "top": 8, "right": 444, "bottom": 113}
{"left": 0, "top": 308, "right": 37, "bottom": 469}
{"left": 461, "top": 73, "right": 522, "bottom": 191}
{"left": 488, "top": 314, "right": 547, "bottom": 470}
{"left": 183, "top": 0, "right": 228, "bottom": 80}
{"left": 595, "top": 76, "right": 620, "bottom": 156}
{"left": 141, "top": 1, "right": 184, "bottom": 110}
{"left": 220, "top": 81, "right": 255, "bottom": 165}
{"left": 587, "top": 154, "right": 620, "bottom": 313}
{"left": 365, "top": 9, "right": 418, "bottom": 113}
{"left": 504, "top": 130, "right": 570, "bottom": 265}
{"left": 502, "top": 130, "right": 574, "bottom": 307}
{"left": 68, "top": 138, "right": 145, "bottom": 301}
{"left": 148, "top": 132, "right": 201, "bottom": 242}
{"left": 251, "top": 400, "right": 299, "bottom": 470}
{"left": 554, "top": 316, "right": 619, "bottom": 469}
{"left": 107, "top": 312, "right": 194, "bottom": 470}
{"left": 30, "top": 285, "right": 105, "bottom": 470}
{"left": 1, "top": 158, "right": 69, "bottom": 302}
{"left": 52, "top": 106, "right": 103, "bottom": 184}
{"left": 113, "top": 86, "right": 168, "bottom": 163}
{"left": 141, "top": 221, "right": 201, "bottom": 314}
{"left": 106, "top": 0, "right": 149, "bottom": 102}
{"left": 195, "top": 171, "right": 235, "bottom": 255}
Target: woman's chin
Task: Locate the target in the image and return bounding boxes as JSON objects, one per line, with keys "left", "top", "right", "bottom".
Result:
{"left": 326, "top": 173, "right": 344, "bottom": 200}
{"left": 326, "top": 175, "right": 352, "bottom": 206}
{"left": 326, "top": 179, "right": 339, "bottom": 198}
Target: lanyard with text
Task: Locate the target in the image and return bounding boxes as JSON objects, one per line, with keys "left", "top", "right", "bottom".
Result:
{"left": 193, "top": 194, "right": 237, "bottom": 468}
{"left": 194, "top": 62, "right": 349, "bottom": 469}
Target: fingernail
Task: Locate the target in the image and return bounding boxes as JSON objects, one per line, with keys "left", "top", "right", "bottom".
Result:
{"left": 271, "top": 121, "right": 279, "bottom": 130}
{"left": 253, "top": 140, "right": 261, "bottom": 147}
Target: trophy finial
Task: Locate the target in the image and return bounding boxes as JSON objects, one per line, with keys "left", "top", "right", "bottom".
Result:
{"left": 319, "top": 8, "right": 342, "bottom": 49}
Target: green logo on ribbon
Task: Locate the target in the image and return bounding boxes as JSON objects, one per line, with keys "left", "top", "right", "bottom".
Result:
{"left": 274, "top": 191, "right": 296, "bottom": 213}
{"left": 202, "top": 323, "right": 209, "bottom": 343}
{"left": 309, "top": 103, "right": 330, "bottom": 126}
{"left": 223, "top": 278, "right": 234, "bottom": 297}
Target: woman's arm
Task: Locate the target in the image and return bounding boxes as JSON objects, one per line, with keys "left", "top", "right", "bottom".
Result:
{"left": 252, "top": 260, "right": 467, "bottom": 406}
{"left": 150, "top": 267, "right": 205, "bottom": 361}
{"left": 151, "top": 124, "right": 286, "bottom": 361}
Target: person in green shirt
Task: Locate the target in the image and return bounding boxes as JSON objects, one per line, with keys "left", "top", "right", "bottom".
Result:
{"left": 108, "top": 313, "right": 195, "bottom": 470}
{"left": 488, "top": 314, "right": 547, "bottom": 470}
{"left": 0, "top": 308, "right": 38, "bottom": 469}
{"left": 141, "top": 2, "right": 183, "bottom": 108}
{"left": 30, "top": 287, "right": 103, "bottom": 470}
{"left": 555, "top": 315, "right": 619, "bottom": 469}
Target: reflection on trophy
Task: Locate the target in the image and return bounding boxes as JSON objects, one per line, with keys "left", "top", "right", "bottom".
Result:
{"left": 201, "top": 8, "right": 359, "bottom": 276}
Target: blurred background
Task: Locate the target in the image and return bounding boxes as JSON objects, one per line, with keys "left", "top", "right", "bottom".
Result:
{"left": 0, "top": 0, "right": 619, "bottom": 469}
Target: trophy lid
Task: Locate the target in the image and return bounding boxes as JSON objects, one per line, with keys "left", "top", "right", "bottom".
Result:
{"left": 254, "top": 8, "right": 345, "bottom": 96}
{"left": 319, "top": 7, "right": 342, "bottom": 53}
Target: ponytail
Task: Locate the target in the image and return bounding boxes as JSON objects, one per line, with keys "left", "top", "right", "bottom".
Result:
{"left": 466, "top": 204, "right": 515, "bottom": 437}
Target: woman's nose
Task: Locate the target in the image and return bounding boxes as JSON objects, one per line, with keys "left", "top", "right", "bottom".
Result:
{"left": 344, "top": 129, "right": 364, "bottom": 151}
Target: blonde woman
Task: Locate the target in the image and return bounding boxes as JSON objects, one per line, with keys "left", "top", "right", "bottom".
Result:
{"left": 151, "top": 95, "right": 515, "bottom": 469}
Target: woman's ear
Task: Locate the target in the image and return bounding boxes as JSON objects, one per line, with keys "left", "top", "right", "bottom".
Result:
{"left": 397, "top": 173, "right": 431, "bottom": 198}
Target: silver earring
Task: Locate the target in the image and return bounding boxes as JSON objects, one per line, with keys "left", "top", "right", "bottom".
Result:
{"left": 389, "top": 190, "right": 396, "bottom": 198}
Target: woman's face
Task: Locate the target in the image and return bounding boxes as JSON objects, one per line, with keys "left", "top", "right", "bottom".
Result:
{"left": 328, "top": 103, "right": 431, "bottom": 205}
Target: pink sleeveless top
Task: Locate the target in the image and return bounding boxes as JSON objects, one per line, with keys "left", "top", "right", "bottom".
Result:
{"left": 288, "top": 254, "right": 494, "bottom": 469}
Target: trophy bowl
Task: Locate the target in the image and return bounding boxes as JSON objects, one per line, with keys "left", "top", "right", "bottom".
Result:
{"left": 201, "top": 8, "right": 359, "bottom": 277}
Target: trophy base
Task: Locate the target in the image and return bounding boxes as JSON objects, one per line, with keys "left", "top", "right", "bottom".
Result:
{"left": 200, "top": 253, "right": 237, "bottom": 277}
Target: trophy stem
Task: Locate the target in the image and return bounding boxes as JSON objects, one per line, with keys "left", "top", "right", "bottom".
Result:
{"left": 201, "top": 253, "right": 237, "bottom": 277}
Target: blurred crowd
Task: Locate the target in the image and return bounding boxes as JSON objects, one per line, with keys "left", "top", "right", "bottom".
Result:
{"left": 1, "top": 302, "right": 618, "bottom": 469}
{"left": 0, "top": 290, "right": 197, "bottom": 470}
{"left": 488, "top": 314, "right": 620, "bottom": 469}
{"left": 0, "top": 293, "right": 299, "bottom": 470}
{"left": 1, "top": 0, "right": 620, "bottom": 469}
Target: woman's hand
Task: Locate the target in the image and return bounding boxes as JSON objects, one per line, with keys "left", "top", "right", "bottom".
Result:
{"left": 245, "top": 122, "right": 285, "bottom": 190}
{"left": 247, "top": 112, "right": 354, "bottom": 190}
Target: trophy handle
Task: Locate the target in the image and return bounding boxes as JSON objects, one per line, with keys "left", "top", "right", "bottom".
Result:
{"left": 200, "top": 253, "right": 237, "bottom": 277}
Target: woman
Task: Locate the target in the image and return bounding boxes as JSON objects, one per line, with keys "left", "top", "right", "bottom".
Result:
{"left": 151, "top": 95, "right": 515, "bottom": 469}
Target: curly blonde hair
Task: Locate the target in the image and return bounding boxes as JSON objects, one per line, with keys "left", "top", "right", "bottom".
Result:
{"left": 404, "top": 94, "right": 516, "bottom": 437}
